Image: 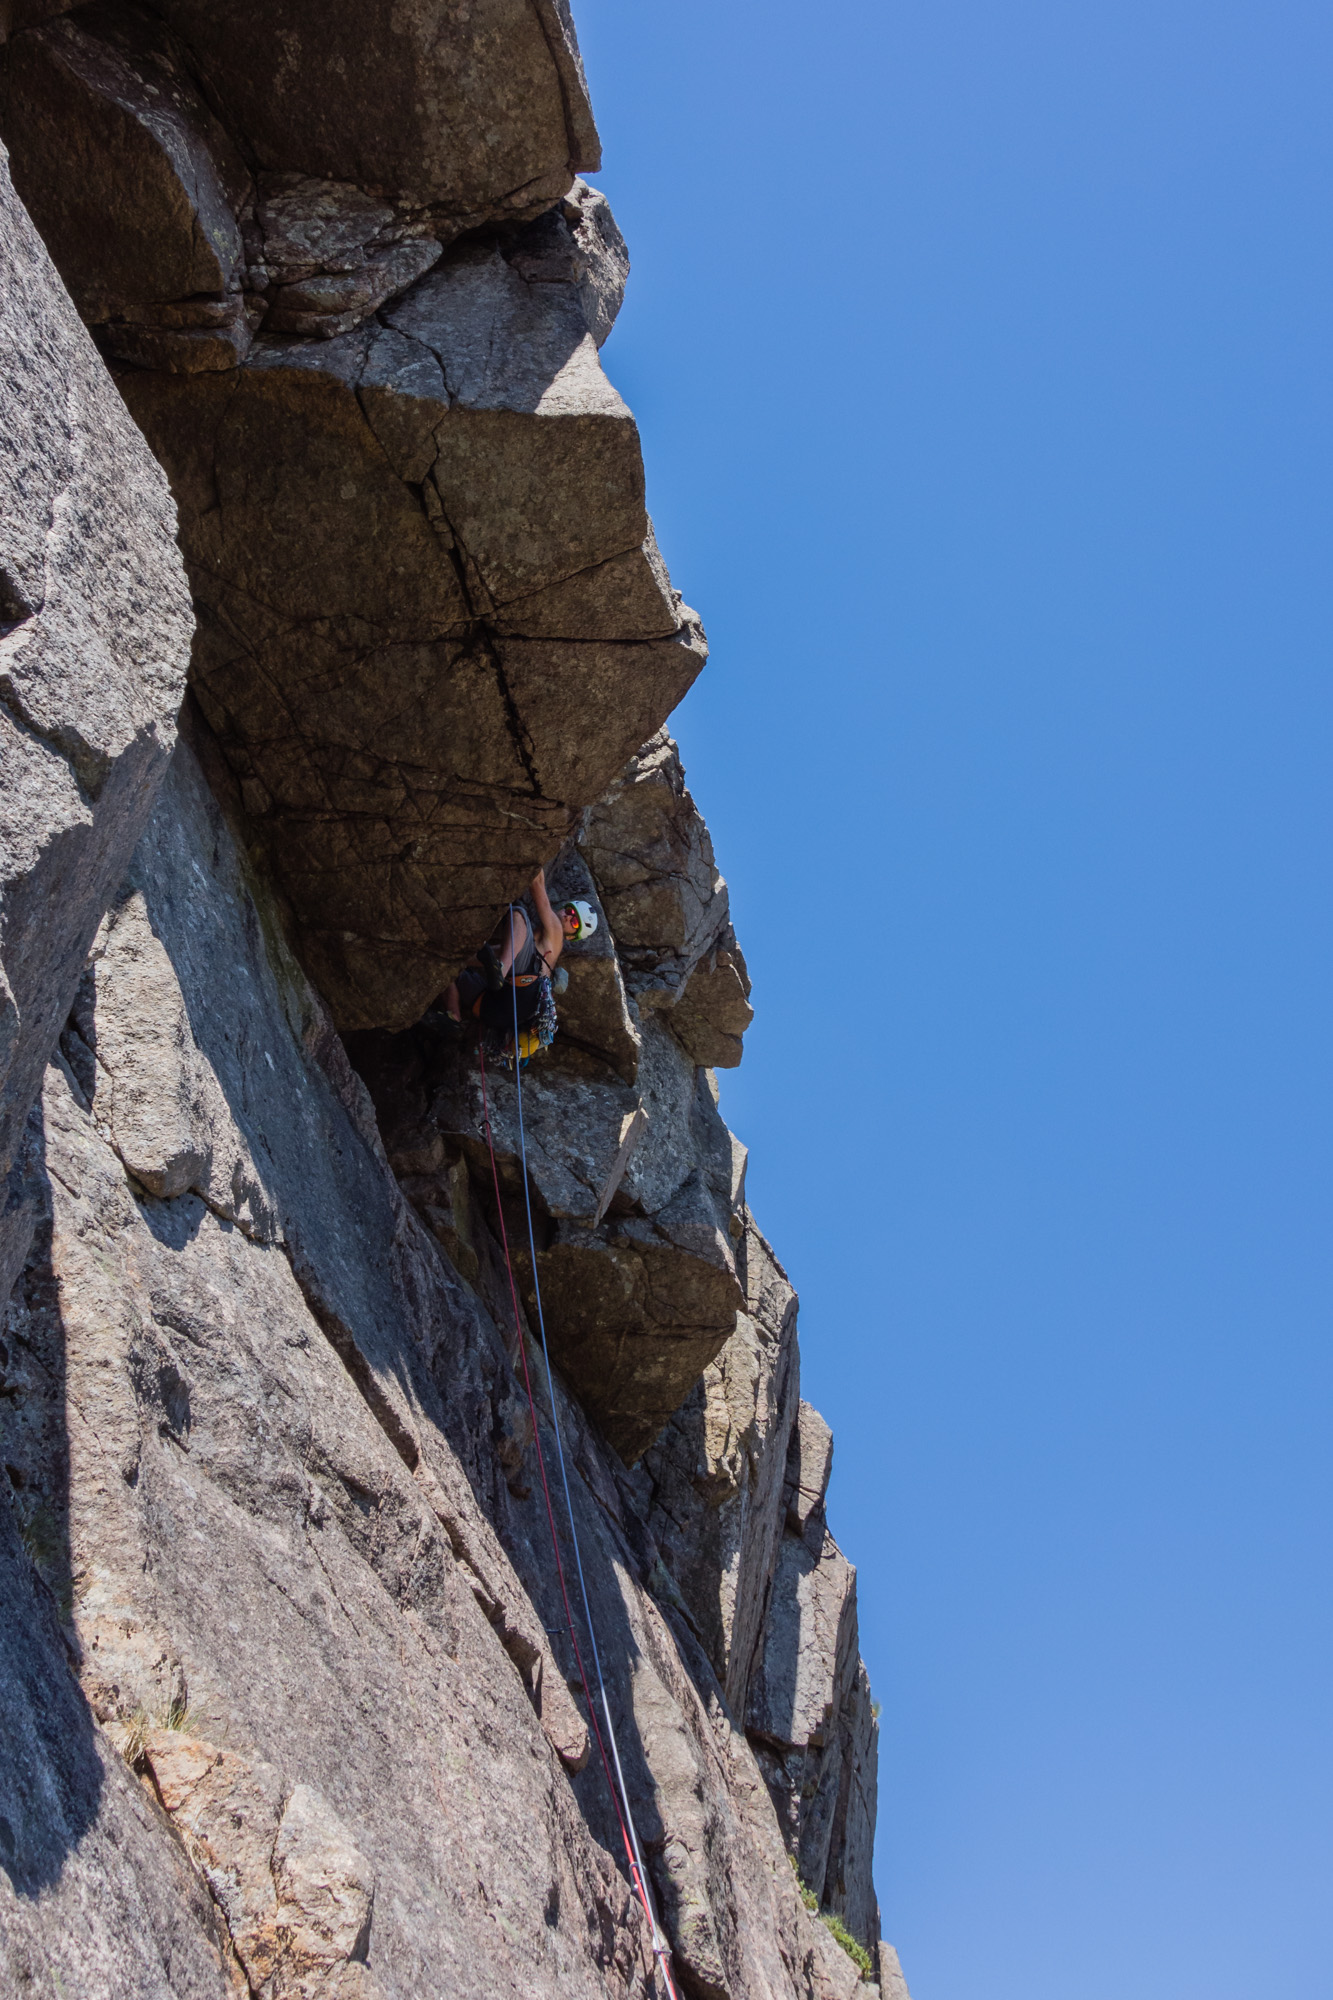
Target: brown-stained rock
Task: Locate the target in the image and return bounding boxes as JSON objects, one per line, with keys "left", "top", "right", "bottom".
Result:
{"left": 142, "top": 1737, "right": 290, "bottom": 1988}
{"left": 0, "top": 138, "right": 192, "bottom": 1296}
{"left": 102, "top": 306, "right": 255, "bottom": 372}
{"left": 0, "top": 4, "right": 249, "bottom": 322}
{"left": 117, "top": 244, "right": 705, "bottom": 1031}
{"left": 147, "top": 0, "right": 599, "bottom": 221}
{"left": 142, "top": 1740, "right": 381, "bottom": 1995}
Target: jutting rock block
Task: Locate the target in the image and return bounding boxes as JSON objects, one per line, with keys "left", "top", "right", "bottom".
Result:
{"left": 580, "top": 728, "right": 754, "bottom": 1062}
{"left": 145, "top": 0, "right": 600, "bottom": 224}
{"left": 2, "top": 0, "right": 691, "bottom": 1033}
{"left": 119, "top": 236, "right": 705, "bottom": 1028}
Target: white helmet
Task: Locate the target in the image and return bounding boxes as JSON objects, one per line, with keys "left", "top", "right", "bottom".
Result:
{"left": 565, "top": 899, "right": 598, "bottom": 942}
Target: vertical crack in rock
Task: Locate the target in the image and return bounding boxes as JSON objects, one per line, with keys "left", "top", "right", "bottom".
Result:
{"left": 486, "top": 630, "right": 544, "bottom": 799}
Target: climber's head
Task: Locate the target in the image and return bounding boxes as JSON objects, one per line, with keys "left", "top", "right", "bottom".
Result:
{"left": 561, "top": 900, "right": 598, "bottom": 942}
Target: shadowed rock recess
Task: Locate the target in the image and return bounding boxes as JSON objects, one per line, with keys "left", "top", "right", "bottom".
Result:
{"left": 0, "top": 6, "right": 911, "bottom": 1997}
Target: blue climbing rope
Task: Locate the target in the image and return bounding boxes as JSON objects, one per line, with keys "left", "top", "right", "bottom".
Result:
{"left": 502, "top": 907, "right": 680, "bottom": 1997}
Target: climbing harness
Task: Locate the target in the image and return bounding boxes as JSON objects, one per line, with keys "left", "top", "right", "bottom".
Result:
{"left": 472, "top": 908, "right": 680, "bottom": 1997}
{"left": 499, "top": 966, "right": 557, "bottom": 1067}
{"left": 485, "top": 908, "right": 559, "bottom": 1068}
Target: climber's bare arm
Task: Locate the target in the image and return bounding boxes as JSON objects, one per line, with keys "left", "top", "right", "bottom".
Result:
{"left": 529, "top": 869, "right": 565, "bottom": 969}
{"left": 497, "top": 904, "right": 529, "bottom": 975}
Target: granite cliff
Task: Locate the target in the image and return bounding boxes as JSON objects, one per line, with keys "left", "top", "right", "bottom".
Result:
{"left": 0, "top": 6, "right": 910, "bottom": 1995}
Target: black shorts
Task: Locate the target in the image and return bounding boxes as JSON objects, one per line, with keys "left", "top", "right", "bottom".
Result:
{"left": 456, "top": 966, "right": 542, "bottom": 1034}
{"left": 456, "top": 966, "right": 487, "bottom": 1015}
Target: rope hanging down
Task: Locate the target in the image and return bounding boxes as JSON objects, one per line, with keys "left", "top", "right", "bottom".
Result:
{"left": 473, "top": 908, "right": 681, "bottom": 1997}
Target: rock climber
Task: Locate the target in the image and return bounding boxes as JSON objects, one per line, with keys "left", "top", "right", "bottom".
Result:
{"left": 443, "top": 868, "right": 598, "bottom": 1032}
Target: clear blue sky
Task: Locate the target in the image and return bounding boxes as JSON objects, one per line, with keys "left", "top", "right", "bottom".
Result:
{"left": 572, "top": 3, "right": 1333, "bottom": 1996}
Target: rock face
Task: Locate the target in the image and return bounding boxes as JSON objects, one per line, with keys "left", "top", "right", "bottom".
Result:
{"left": 0, "top": 140, "right": 192, "bottom": 1297}
{"left": 746, "top": 1408, "right": 880, "bottom": 1951}
{"left": 117, "top": 255, "right": 705, "bottom": 1028}
{"left": 0, "top": 3, "right": 915, "bottom": 1996}
{"left": 1, "top": 0, "right": 702, "bottom": 1031}
{"left": 3, "top": 734, "right": 882, "bottom": 1995}
{"left": 351, "top": 731, "right": 753, "bottom": 1465}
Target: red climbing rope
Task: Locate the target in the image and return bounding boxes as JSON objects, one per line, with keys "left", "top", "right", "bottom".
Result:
{"left": 477, "top": 1040, "right": 680, "bottom": 2000}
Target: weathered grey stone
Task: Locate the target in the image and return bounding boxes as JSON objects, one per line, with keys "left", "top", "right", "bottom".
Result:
{"left": 786, "top": 1398, "right": 835, "bottom": 1540}
{"left": 823, "top": 1661, "right": 880, "bottom": 1956}
{"left": 671, "top": 922, "right": 754, "bottom": 1069}
{"left": 637, "top": 1219, "right": 801, "bottom": 1713}
{"left": 381, "top": 1005, "right": 747, "bottom": 1462}
{"left": 3, "top": 746, "right": 669, "bottom": 1994}
{"left": 878, "top": 1941, "right": 914, "bottom": 2000}
{"left": 748, "top": 1531, "right": 859, "bottom": 1768}
{"left": 0, "top": 139, "right": 192, "bottom": 1295}
{"left": 148, "top": 0, "right": 599, "bottom": 222}
{"left": 265, "top": 236, "right": 443, "bottom": 338}
{"left": 412, "top": 1178, "right": 878, "bottom": 2000}
{"left": 0, "top": 1475, "right": 231, "bottom": 1997}
{"left": 256, "top": 176, "right": 398, "bottom": 276}
{"left": 0, "top": 4, "right": 249, "bottom": 323}
{"left": 507, "top": 177, "right": 629, "bottom": 350}
{"left": 3, "top": 725, "right": 881, "bottom": 1995}
{"left": 0, "top": 0, "right": 885, "bottom": 1970}
{"left": 580, "top": 732, "right": 750, "bottom": 1067}
{"left": 118, "top": 244, "right": 704, "bottom": 1031}
{"left": 746, "top": 1518, "right": 880, "bottom": 1958}
{"left": 71, "top": 886, "right": 276, "bottom": 1233}
{"left": 743, "top": 1379, "right": 881, "bottom": 1957}
{"left": 566, "top": 179, "right": 630, "bottom": 348}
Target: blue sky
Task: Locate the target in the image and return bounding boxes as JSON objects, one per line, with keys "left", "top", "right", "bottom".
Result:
{"left": 571, "top": 3, "right": 1333, "bottom": 1996}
